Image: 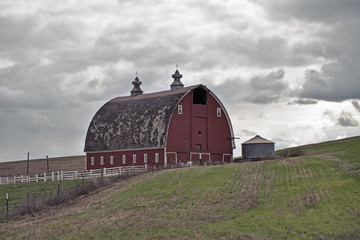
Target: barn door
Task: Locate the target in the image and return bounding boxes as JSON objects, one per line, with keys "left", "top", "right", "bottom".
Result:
{"left": 192, "top": 117, "right": 207, "bottom": 151}
{"left": 167, "top": 153, "right": 177, "bottom": 166}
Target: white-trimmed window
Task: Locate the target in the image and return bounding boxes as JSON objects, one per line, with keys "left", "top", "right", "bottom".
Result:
{"left": 178, "top": 105, "right": 183, "bottom": 114}
{"left": 110, "top": 156, "right": 114, "bottom": 165}
{"left": 144, "top": 154, "right": 148, "bottom": 163}
{"left": 122, "top": 155, "right": 126, "bottom": 164}
{"left": 155, "top": 153, "right": 159, "bottom": 163}
{"left": 217, "top": 108, "right": 221, "bottom": 117}
{"left": 100, "top": 156, "right": 104, "bottom": 165}
{"left": 133, "top": 154, "right": 136, "bottom": 164}
{"left": 91, "top": 157, "right": 94, "bottom": 166}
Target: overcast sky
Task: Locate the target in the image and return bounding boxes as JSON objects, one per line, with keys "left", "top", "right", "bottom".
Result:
{"left": 1, "top": 0, "right": 360, "bottom": 162}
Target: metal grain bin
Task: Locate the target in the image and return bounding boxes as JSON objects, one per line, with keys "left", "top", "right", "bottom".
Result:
{"left": 242, "top": 135, "right": 274, "bottom": 159}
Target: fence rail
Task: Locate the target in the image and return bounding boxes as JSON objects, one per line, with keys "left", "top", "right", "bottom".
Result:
{"left": 0, "top": 166, "right": 146, "bottom": 185}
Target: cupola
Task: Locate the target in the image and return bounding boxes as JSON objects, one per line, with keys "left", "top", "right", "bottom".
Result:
{"left": 170, "top": 68, "right": 184, "bottom": 90}
{"left": 130, "top": 73, "right": 143, "bottom": 96}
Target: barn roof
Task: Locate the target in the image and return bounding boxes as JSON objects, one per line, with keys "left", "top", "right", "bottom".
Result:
{"left": 84, "top": 85, "right": 203, "bottom": 152}
{"left": 242, "top": 135, "right": 274, "bottom": 144}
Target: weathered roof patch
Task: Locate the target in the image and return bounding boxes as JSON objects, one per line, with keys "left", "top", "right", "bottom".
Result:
{"left": 84, "top": 85, "right": 201, "bottom": 152}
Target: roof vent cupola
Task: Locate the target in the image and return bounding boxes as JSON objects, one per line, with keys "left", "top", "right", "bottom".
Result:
{"left": 170, "top": 67, "right": 184, "bottom": 90}
{"left": 130, "top": 73, "right": 143, "bottom": 96}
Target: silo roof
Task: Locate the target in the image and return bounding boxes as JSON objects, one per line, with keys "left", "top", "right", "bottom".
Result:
{"left": 242, "top": 135, "right": 274, "bottom": 144}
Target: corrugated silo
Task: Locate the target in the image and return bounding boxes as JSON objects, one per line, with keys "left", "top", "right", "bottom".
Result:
{"left": 242, "top": 135, "right": 274, "bottom": 159}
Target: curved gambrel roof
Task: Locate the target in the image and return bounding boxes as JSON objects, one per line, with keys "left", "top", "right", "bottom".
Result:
{"left": 84, "top": 84, "right": 235, "bottom": 152}
{"left": 84, "top": 85, "right": 199, "bottom": 152}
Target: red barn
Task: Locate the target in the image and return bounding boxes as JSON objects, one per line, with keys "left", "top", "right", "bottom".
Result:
{"left": 84, "top": 69, "right": 235, "bottom": 170}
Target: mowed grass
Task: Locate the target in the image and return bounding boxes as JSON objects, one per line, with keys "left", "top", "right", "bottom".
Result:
{"left": 1, "top": 137, "right": 360, "bottom": 239}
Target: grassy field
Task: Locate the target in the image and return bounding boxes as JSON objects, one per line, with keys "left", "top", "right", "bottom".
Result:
{"left": 0, "top": 137, "right": 359, "bottom": 239}
{"left": 0, "top": 180, "right": 81, "bottom": 218}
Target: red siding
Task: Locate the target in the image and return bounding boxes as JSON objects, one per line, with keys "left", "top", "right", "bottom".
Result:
{"left": 207, "top": 93, "right": 233, "bottom": 154}
{"left": 86, "top": 87, "right": 233, "bottom": 169}
{"left": 223, "top": 154, "right": 231, "bottom": 163}
{"left": 191, "top": 153, "right": 200, "bottom": 161}
{"left": 166, "top": 89, "right": 233, "bottom": 164}
{"left": 86, "top": 148, "right": 164, "bottom": 170}
{"left": 202, "top": 153, "right": 210, "bottom": 164}
{"left": 192, "top": 117, "right": 207, "bottom": 151}
{"left": 177, "top": 153, "right": 189, "bottom": 163}
{"left": 211, "top": 153, "right": 223, "bottom": 162}
{"left": 166, "top": 94, "right": 192, "bottom": 153}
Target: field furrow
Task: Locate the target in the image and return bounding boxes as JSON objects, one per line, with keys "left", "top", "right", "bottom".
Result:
{"left": 1, "top": 136, "right": 360, "bottom": 239}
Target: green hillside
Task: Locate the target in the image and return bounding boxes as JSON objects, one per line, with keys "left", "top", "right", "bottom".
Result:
{"left": 1, "top": 137, "right": 360, "bottom": 239}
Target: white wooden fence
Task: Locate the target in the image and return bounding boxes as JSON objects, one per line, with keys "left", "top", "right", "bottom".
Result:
{"left": 0, "top": 166, "right": 146, "bottom": 185}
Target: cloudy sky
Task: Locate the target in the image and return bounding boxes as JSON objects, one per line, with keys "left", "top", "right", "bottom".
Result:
{"left": 1, "top": 0, "right": 360, "bottom": 162}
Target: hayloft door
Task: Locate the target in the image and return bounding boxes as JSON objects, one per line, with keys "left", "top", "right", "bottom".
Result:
{"left": 192, "top": 117, "right": 207, "bottom": 151}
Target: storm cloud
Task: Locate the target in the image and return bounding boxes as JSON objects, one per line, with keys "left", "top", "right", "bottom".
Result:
{"left": 337, "top": 111, "right": 359, "bottom": 127}
{"left": 210, "top": 69, "right": 288, "bottom": 105}
{"left": 352, "top": 101, "right": 360, "bottom": 113}
{"left": 264, "top": 0, "right": 360, "bottom": 102}
{"left": 289, "top": 98, "right": 318, "bottom": 105}
{"left": 0, "top": 0, "right": 360, "bottom": 161}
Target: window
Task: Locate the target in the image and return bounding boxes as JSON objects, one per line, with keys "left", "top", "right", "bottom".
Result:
{"left": 91, "top": 157, "right": 94, "bottom": 166}
{"left": 144, "top": 154, "right": 148, "bottom": 163}
{"left": 193, "top": 87, "right": 207, "bottom": 105}
{"left": 100, "top": 156, "right": 104, "bottom": 166}
{"left": 217, "top": 108, "right": 221, "bottom": 117}
{"left": 178, "top": 105, "right": 183, "bottom": 114}
{"left": 110, "top": 156, "right": 114, "bottom": 165}
{"left": 155, "top": 153, "right": 159, "bottom": 163}
{"left": 122, "top": 155, "right": 126, "bottom": 164}
{"left": 196, "top": 144, "right": 202, "bottom": 151}
{"left": 133, "top": 154, "right": 136, "bottom": 164}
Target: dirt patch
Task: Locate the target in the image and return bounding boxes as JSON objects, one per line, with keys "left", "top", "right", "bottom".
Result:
{"left": 287, "top": 188, "right": 326, "bottom": 216}
{"left": 316, "top": 153, "right": 360, "bottom": 176}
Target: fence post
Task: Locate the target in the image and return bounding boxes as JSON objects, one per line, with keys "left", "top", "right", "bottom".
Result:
{"left": 57, "top": 181, "right": 60, "bottom": 204}
{"left": 104, "top": 168, "right": 107, "bottom": 177}
{"left": 52, "top": 172, "right": 54, "bottom": 181}
{"left": 61, "top": 171, "right": 63, "bottom": 181}
{"left": 57, "top": 171, "right": 60, "bottom": 181}
{"left": 118, "top": 166, "right": 121, "bottom": 176}
{"left": 75, "top": 171, "right": 78, "bottom": 180}
{"left": 6, "top": 177, "right": 9, "bottom": 185}
{"left": 36, "top": 174, "right": 38, "bottom": 182}
{"left": 0, "top": 177, "right": 2, "bottom": 185}
{"left": 26, "top": 192, "right": 30, "bottom": 213}
{"left": 6, "top": 193, "right": 9, "bottom": 219}
{"left": 44, "top": 172, "right": 47, "bottom": 182}
{"left": 90, "top": 169, "right": 93, "bottom": 178}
